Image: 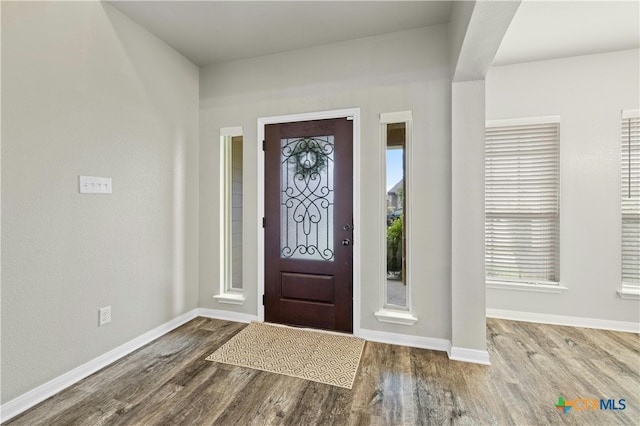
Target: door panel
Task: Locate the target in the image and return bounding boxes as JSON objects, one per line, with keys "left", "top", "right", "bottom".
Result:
{"left": 280, "top": 273, "right": 335, "bottom": 303}
{"left": 264, "top": 118, "right": 353, "bottom": 332}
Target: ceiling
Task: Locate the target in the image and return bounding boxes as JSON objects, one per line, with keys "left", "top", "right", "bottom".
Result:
{"left": 109, "top": 1, "right": 640, "bottom": 68}
{"left": 108, "top": 1, "right": 453, "bottom": 66}
{"left": 493, "top": 0, "right": 640, "bottom": 66}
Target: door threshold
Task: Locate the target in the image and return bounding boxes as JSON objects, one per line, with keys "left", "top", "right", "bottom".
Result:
{"left": 262, "top": 321, "right": 356, "bottom": 337}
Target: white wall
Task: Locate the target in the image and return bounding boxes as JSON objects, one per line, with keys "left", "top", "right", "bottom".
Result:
{"left": 1, "top": 1, "right": 199, "bottom": 403}
{"left": 449, "top": 0, "right": 476, "bottom": 76}
{"left": 199, "top": 25, "right": 453, "bottom": 339}
{"left": 449, "top": 0, "right": 520, "bottom": 82}
{"left": 451, "top": 80, "right": 487, "bottom": 354}
{"left": 486, "top": 49, "right": 640, "bottom": 324}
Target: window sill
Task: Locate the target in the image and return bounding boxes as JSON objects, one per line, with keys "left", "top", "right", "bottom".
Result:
{"left": 214, "top": 292, "right": 246, "bottom": 305}
{"left": 487, "top": 280, "right": 568, "bottom": 294}
{"left": 617, "top": 286, "right": 640, "bottom": 300}
{"left": 375, "top": 309, "right": 418, "bottom": 326}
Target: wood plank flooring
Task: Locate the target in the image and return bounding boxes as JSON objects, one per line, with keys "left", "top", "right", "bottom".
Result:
{"left": 5, "top": 318, "right": 639, "bottom": 425}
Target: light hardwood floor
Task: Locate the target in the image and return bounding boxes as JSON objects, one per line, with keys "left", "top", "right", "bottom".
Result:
{"left": 5, "top": 318, "right": 639, "bottom": 425}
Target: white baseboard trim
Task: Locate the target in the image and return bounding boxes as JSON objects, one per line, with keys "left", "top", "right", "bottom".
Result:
{"left": 448, "top": 347, "right": 491, "bottom": 365}
{"left": 0, "top": 309, "right": 200, "bottom": 423}
{"left": 359, "top": 329, "right": 493, "bottom": 366}
{"left": 487, "top": 308, "right": 640, "bottom": 333}
{"left": 358, "top": 328, "right": 451, "bottom": 353}
{"left": 197, "top": 307, "right": 258, "bottom": 324}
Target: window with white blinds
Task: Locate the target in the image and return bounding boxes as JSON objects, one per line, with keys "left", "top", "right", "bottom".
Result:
{"left": 621, "top": 112, "right": 640, "bottom": 287}
{"left": 485, "top": 119, "right": 560, "bottom": 285}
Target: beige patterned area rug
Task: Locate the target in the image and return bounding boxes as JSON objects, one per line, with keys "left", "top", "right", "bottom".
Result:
{"left": 205, "top": 322, "right": 366, "bottom": 389}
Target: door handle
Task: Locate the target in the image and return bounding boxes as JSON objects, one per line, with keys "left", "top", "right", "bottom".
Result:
{"left": 341, "top": 239, "right": 351, "bottom": 246}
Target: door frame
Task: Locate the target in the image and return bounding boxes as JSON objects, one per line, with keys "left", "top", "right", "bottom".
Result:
{"left": 257, "top": 108, "right": 361, "bottom": 336}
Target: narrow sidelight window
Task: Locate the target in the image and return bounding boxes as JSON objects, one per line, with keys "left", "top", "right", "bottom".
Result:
{"left": 229, "top": 136, "right": 243, "bottom": 290}
{"left": 385, "top": 122, "right": 407, "bottom": 308}
{"left": 216, "top": 127, "right": 245, "bottom": 305}
{"left": 376, "top": 111, "right": 416, "bottom": 325}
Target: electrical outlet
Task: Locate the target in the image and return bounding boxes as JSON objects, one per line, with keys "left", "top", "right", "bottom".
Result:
{"left": 99, "top": 306, "right": 111, "bottom": 326}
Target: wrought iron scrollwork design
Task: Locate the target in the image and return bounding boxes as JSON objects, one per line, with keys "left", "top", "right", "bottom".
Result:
{"left": 281, "top": 136, "right": 335, "bottom": 261}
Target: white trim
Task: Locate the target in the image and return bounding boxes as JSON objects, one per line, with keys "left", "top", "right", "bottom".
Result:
{"left": 359, "top": 328, "right": 492, "bottom": 366}
{"left": 378, "top": 111, "right": 416, "bottom": 318}
{"left": 220, "top": 133, "right": 231, "bottom": 295}
{"left": 486, "top": 115, "right": 561, "bottom": 128}
{"left": 0, "top": 309, "right": 200, "bottom": 423}
{"left": 380, "top": 110, "right": 413, "bottom": 124}
{"left": 617, "top": 284, "right": 640, "bottom": 300}
{"left": 213, "top": 293, "right": 246, "bottom": 305}
{"left": 358, "top": 328, "right": 451, "bottom": 353}
{"left": 487, "top": 280, "right": 568, "bottom": 294}
{"left": 198, "top": 307, "right": 258, "bottom": 323}
{"left": 379, "top": 122, "right": 386, "bottom": 311}
{"left": 353, "top": 110, "right": 362, "bottom": 336}
{"left": 220, "top": 126, "right": 243, "bottom": 137}
{"left": 404, "top": 118, "right": 413, "bottom": 315}
{"left": 218, "top": 127, "right": 244, "bottom": 301}
{"left": 374, "top": 309, "right": 418, "bottom": 326}
{"left": 617, "top": 289, "right": 640, "bottom": 300}
{"left": 448, "top": 347, "right": 491, "bottom": 365}
{"left": 257, "top": 120, "right": 265, "bottom": 322}
{"left": 622, "top": 109, "right": 640, "bottom": 119}
{"left": 487, "top": 308, "right": 640, "bottom": 333}
{"left": 257, "top": 108, "right": 362, "bottom": 335}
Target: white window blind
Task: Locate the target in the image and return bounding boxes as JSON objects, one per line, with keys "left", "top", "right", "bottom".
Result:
{"left": 485, "top": 120, "right": 560, "bottom": 284}
{"left": 622, "top": 113, "right": 640, "bottom": 285}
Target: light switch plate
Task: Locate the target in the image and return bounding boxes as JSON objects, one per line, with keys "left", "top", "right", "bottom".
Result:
{"left": 79, "top": 176, "right": 112, "bottom": 194}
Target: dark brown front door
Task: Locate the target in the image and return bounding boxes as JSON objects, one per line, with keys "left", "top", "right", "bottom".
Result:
{"left": 264, "top": 118, "right": 353, "bottom": 332}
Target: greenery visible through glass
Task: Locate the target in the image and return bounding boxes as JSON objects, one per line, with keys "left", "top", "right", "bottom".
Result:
{"left": 386, "top": 122, "right": 406, "bottom": 307}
